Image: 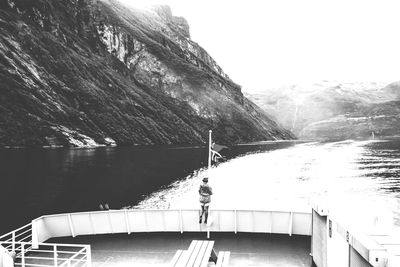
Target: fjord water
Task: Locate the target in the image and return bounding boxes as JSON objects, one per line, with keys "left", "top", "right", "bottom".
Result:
{"left": 138, "top": 139, "right": 400, "bottom": 232}
{"left": 0, "top": 142, "right": 294, "bottom": 233}
{"left": 1, "top": 140, "right": 400, "bottom": 234}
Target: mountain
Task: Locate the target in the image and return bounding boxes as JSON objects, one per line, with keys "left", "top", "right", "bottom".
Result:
{"left": 0, "top": 0, "right": 294, "bottom": 147}
{"left": 246, "top": 81, "right": 400, "bottom": 141}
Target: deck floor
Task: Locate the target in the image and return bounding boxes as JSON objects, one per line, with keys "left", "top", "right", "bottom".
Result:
{"left": 49, "top": 232, "right": 312, "bottom": 266}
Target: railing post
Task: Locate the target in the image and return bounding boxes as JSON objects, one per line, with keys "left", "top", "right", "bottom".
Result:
{"left": 289, "top": 212, "right": 293, "bottom": 236}
{"left": 162, "top": 211, "right": 166, "bottom": 231}
{"left": 124, "top": 209, "right": 131, "bottom": 235}
{"left": 310, "top": 209, "right": 314, "bottom": 257}
{"left": 32, "top": 220, "right": 39, "bottom": 249}
{"left": 53, "top": 244, "right": 57, "bottom": 267}
{"left": 89, "top": 213, "right": 95, "bottom": 235}
{"left": 86, "top": 245, "right": 92, "bottom": 267}
{"left": 143, "top": 211, "right": 148, "bottom": 232}
{"left": 252, "top": 211, "right": 255, "bottom": 232}
{"left": 68, "top": 214, "right": 76, "bottom": 238}
{"left": 107, "top": 211, "right": 114, "bottom": 234}
{"left": 269, "top": 211, "right": 273, "bottom": 233}
{"left": 179, "top": 210, "right": 183, "bottom": 234}
{"left": 234, "top": 210, "right": 237, "bottom": 234}
{"left": 21, "top": 243, "right": 25, "bottom": 267}
{"left": 12, "top": 231, "right": 15, "bottom": 252}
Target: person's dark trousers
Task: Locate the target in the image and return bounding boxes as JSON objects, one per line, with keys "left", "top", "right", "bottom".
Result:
{"left": 199, "top": 205, "right": 209, "bottom": 223}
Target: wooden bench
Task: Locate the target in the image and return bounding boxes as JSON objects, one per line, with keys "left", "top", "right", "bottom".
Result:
{"left": 170, "top": 240, "right": 217, "bottom": 267}
{"left": 170, "top": 250, "right": 185, "bottom": 266}
{"left": 216, "top": 251, "right": 230, "bottom": 267}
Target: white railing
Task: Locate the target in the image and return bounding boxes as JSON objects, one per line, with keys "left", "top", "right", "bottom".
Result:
{"left": 0, "top": 223, "right": 32, "bottom": 252}
{"left": 0, "top": 241, "right": 91, "bottom": 267}
{"left": 0, "top": 209, "right": 311, "bottom": 267}
{"left": 59, "top": 245, "right": 91, "bottom": 267}
{"left": 3, "top": 208, "right": 399, "bottom": 267}
{"left": 31, "top": 208, "right": 312, "bottom": 245}
{"left": 0, "top": 222, "right": 91, "bottom": 266}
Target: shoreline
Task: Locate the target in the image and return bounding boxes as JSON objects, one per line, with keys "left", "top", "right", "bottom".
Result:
{"left": 3, "top": 136, "right": 400, "bottom": 150}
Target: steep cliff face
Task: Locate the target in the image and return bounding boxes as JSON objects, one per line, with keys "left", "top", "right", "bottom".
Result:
{"left": 0, "top": 0, "right": 294, "bottom": 147}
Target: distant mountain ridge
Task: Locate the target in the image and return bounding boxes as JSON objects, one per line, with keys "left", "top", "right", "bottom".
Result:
{"left": 0, "top": 0, "right": 294, "bottom": 147}
{"left": 247, "top": 81, "right": 400, "bottom": 141}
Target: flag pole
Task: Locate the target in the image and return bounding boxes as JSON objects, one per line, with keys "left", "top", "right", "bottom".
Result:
{"left": 208, "top": 130, "right": 212, "bottom": 169}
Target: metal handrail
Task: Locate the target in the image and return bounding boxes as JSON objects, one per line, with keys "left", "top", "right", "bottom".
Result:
{"left": 0, "top": 241, "right": 90, "bottom": 248}
{"left": 59, "top": 246, "right": 89, "bottom": 267}
{"left": 0, "top": 241, "right": 90, "bottom": 267}
{"left": 0, "top": 222, "right": 33, "bottom": 256}
{"left": 14, "top": 229, "right": 32, "bottom": 239}
{"left": 15, "top": 263, "right": 54, "bottom": 267}
{"left": 0, "top": 223, "right": 32, "bottom": 241}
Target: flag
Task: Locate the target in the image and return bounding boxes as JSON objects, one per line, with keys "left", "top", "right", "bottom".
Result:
{"left": 210, "top": 142, "right": 228, "bottom": 163}
{"left": 212, "top": 143, "right": 228, "bottom": 152}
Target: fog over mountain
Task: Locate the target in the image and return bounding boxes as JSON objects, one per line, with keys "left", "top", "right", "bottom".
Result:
{"left": 247, "top": 81, "right": 400, "bottom": 141}
{"left": 0, "top": 0, "right": 294, "bottom": 147}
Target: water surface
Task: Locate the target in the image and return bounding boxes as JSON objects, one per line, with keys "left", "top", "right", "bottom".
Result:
{"left": 1, "top": 139, "right": 399, "bottom": 234}
{"left": 138, "top": 139, "right": 400, "bottom": 233}
{"left": 0, "top": 142, "right": 295, "bottom": 233}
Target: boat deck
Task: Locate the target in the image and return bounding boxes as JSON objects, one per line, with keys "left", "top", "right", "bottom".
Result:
{"left": 49, "top": 232, "right": 311, "bottom": 266}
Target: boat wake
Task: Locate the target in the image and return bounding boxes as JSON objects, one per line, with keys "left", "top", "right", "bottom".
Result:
{"left": 137, "top": 140, "right": 400, "bottom": 232}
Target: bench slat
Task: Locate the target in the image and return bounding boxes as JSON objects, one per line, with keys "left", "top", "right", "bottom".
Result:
{"left": 216, "top": 251, "right": 231, "bottom": 267}
{"left": 187, "top": 240, "right": 204, "bottom": 266}
{"left": 222, "top": 251, "right": 230, "bottom": 266}
{"left": 176, "top": 251, "right": 190, "bottom": 267}
{"left": 171, "top": 250, "right": 184, "bottom": 266}
{"left": 179, "top": 240, "right": 198, "bottom": 267}
{"left": 216, "top": 252, "right": 224, "bottom": 267}
{"left": 199, "top": 241, "right": 215, "bottom": 267}
{"left": 187, "top": 240, "right": 199, "bottom": 253}
{"left": 173, "top": 240, "right": 217, "bottom": 267}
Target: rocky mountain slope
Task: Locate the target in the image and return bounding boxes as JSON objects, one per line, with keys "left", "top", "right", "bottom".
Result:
{"left": 247, "top": 81, "right": 400, "bottom": 140}
{"left": 0, "top": 0, "right": 294, "bottom": 147}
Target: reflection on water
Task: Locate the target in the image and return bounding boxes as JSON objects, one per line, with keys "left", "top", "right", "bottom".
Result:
{"left": 0, "top": 146, "right": 204, "bottom": 233}
{"left": 138, "top": 139, "right": 400, "bottom": 233}
{"left": 0, "top": 142, "right": 295, "bottom": 233}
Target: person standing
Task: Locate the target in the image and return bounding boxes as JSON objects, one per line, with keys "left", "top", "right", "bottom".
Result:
{"left": 199, "top": 177, "right": 213, "bottom": 224}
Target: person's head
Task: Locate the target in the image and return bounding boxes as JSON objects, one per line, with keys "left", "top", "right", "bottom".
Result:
{"left": 202, "top": 177, "right": 208, "bottom": 183}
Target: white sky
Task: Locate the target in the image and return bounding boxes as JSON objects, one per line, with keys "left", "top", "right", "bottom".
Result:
{"left": 119, "top": 0, "right": 400, "bottom": 92}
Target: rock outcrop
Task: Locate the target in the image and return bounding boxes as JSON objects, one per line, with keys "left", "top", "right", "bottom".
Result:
{"left": 0, "top": 0, "right": 294, "bottom": 147}
{"left": 247, "top": 81, "right": 400, "bottom": 141}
